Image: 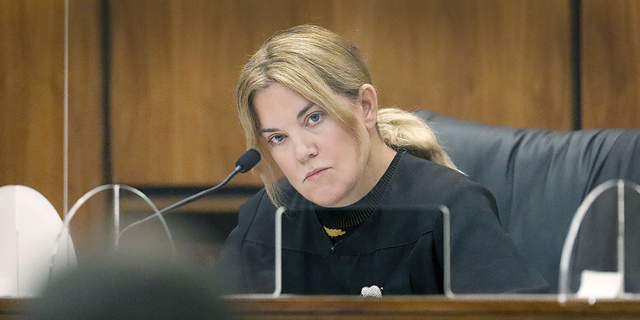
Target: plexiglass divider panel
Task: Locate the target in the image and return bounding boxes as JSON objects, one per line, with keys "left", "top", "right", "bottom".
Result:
{"left": 559, "top": 179, "right": 640, "bottom": 302}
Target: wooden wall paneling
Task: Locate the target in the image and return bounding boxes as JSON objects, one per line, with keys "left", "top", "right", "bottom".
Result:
{"left": 582, "top": 0, "right": 640, "bottom": 129}
{"left": 67, "top": 0, "right": 110, "bottom": 253}
{"left": 109, "top": 0, "right": 574, "bottom": 189}
{"left": 0, "top": 0, "right": 106, "bottom": 254}
{"left": 109, "top": 0, "right": 334, "bottom": 187}
{"left": 110, "top": 0, "right": 179, "bottom": 186}
{"left": 335, "top": 0, "right": 573, "bottom": 130}
{"left": 0, "top": 1, "right": 65, "bottom": 213}
{"left": 110, "top": 0, "right": 234, "bottom": 186}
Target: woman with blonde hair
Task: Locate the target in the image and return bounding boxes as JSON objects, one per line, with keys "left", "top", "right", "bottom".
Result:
{"left": 218, "top": 24, "right": 547, "bottom": 294}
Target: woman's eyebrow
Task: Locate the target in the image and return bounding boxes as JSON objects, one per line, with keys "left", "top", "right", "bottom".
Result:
{"left": 259, "top": 102, "right": 316, "bottom": 134}
{"left": 259, "top": 128, "right": 278, "bottom": 134}
{"left": 296, "top": 102, "right": 315, "bottom": 120}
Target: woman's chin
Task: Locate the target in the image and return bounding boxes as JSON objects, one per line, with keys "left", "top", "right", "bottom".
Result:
{"left": 303, "top": 192, "right": 340, "bottom": 208}
{"left": 307, "top": 193, "right": 354, "bottom": 208}
{"left": 308, "top": 198, "right": 336, "bottom": 208}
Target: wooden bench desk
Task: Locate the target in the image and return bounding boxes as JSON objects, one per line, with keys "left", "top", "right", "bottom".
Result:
{"left": 4, "top": 295, "right": 640, "bottom": 319}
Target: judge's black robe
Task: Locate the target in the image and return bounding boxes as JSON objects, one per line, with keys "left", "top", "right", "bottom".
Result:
{"left": 217, "top": 152, "right": 549, "bottom": 294}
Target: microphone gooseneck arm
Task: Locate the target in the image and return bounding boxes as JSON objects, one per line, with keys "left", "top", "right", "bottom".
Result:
{"left": 117, "top": 149, "right": 261, "bottom": 241}
{"left": 117, "top": 166, "right": 241, "bottom": 240}
{"left": 155, "top": 165, "right": 242, "bottom": 217}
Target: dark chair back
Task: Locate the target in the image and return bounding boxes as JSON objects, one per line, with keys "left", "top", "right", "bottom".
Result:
{"left": 415, "top": 109, "right": 640, "bottom": 292}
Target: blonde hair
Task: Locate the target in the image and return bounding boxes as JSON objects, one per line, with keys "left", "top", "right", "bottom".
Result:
{"left": 236, "top": 25, "right": 458, "bottom": 205}
{"left": 377, "top": 107, "right": 458, "bottom": 170}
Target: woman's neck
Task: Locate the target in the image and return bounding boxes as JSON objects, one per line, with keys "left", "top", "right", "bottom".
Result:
{"left": 367, "top": 137, "right": 398, "bottom": 184}
{"left": 336, "top": 135, "right": 396, "bottom": 207}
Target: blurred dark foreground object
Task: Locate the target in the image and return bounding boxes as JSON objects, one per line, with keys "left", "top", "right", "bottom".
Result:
{"left": 30, "top": 254, "right": 232, "bottom": 320}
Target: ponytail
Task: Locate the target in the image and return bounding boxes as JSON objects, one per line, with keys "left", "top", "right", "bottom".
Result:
{"left": 377, "top": 108, "right": 461, "bottom": 173}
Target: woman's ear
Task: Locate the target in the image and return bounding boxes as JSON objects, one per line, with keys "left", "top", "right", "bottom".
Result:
{"left": 359, "top": 84, "right": 379, "bottom": 130}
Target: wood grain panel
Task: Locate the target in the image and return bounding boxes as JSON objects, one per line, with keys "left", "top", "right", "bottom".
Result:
{"left": 0, "top": 0, "right": 65, "bottom": 212}
{"left": 110, "top": 0, "right": 573, "bottom": 188}
{"left": 227, "top": 295, "right": 640, "bottom": 320}
{"left": 67, "top": 0, "right": 109, "bottom": 252}
{"left": 337, "top": 0, "right": 572, "bottom": 130}
{"left": 6, "top": 296, "right": 640, "bottom": 320}
{"left": 335, "top": 0, "right": 572, "bottom": 129}
{"left": 582, "top": 0, "right": 640, "bottom": 129}
{"left": 0, "top": 0, "right": 105, "bottom": 252}
{"left": 109, "top": 0, "right": 335, "bottom": 186}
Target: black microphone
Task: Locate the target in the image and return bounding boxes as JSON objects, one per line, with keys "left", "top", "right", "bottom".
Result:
{"left": 236, "top": 148, "right": 262, "bottom": 173}
{"left": 118, "top": 149, "right": 261, "bottom": 237}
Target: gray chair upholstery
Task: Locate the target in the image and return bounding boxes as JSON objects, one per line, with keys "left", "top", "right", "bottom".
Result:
{"left": 415, "top": 109, "right": 640, "bottom": 292}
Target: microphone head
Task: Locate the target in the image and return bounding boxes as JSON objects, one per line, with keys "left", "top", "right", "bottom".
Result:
{"left": 236, "top": 149, "right": 261, "bottom": 173}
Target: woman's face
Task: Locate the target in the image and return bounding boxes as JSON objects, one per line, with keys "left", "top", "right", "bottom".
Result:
{"left": 254, "top": 83, "right": 371, "bottom": 207}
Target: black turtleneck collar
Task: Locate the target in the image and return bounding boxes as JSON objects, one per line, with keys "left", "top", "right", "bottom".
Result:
{"left": 315, "top": 151, "right": 402, "bottom": 237}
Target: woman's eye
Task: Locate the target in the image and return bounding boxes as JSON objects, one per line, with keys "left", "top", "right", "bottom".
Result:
{"left": 268, "top": 134, "right": 286, "bottom": 145}
{"left": 308, "top": 112, "right": 323, "bottom": 124}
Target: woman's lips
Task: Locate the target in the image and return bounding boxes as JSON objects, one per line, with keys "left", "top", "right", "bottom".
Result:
{"left": 305, "top": 168, "right": 328, "bottom": 181}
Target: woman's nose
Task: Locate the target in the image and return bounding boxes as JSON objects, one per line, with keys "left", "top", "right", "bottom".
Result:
{"left": 294, "top": 137, "right": 318, "bottom": 162}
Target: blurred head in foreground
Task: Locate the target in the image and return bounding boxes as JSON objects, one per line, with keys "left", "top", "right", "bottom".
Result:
{"left": 30, "top": 254, "right": 231, "bottom": 320}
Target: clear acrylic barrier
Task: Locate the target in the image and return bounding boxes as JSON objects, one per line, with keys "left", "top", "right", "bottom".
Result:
{"left": 50, "top": 184, "right": 177, "bottom": 278}
{"left": 62, "top": 183, "right": 638, "bottom": 298}
{"left": 51, "top": 183, "right": 278, "bottom": 296}
{"left": 223, "top": 205, "right": 448, "bottom": 297}
{"left": 558, "top": 179, "right": 640, "bottom": 302}
{"left": 220, "top": 206, "right": 283, "bottom": 297}
{"left": 445, "top": 203, "right": 551, "bottom": 296}
{"left": 224, "top": 203, "right": 556, "bottom": 297}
